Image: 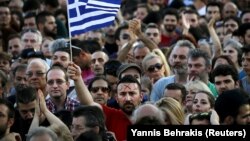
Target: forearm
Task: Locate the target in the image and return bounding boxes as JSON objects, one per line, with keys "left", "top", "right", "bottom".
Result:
{"left": 117, "top": 42, "right": 134, "bottom": 62}
{"left": 74, "top": 78, "right": 95, "bottom": 105}
{"left": 137, "top": 32, "right": 158, "bottom": 51}
{"left": 208, "top": 27, "right": 222, "bottom": 58}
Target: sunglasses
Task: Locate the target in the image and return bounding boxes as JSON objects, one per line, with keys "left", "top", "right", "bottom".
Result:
{"left": 121, "top": 34, "right": 130, "bottom": 40}
{"left": 90, "top": 87, "right": 110, "bottom": 93}
{"left": 147, "top": 63, "right": 163, "bottom": 72}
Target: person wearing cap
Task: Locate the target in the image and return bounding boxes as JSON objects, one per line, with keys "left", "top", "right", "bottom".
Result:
{"left": 116, "top": 63, "right": 142, "bottom": 83}
{"left": 214, "top": 88, "right": 250, "bottom": 125}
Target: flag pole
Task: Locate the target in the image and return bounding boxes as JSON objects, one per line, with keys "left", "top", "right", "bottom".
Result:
{"left": 66, "top": 1, "right": 73, "bottom": 62}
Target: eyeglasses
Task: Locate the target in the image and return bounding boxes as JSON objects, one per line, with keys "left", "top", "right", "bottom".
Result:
{"left": 147, "top": 63, "right": 163, "bottom": 72}
{"left": 90, "top": 87, "right": 110, "bottom": 93}
{"left": 47, "top": 79, "right": 66, "bottom": 86}
{"left": 26, "top": 71, "right": 46, "bottom": 77}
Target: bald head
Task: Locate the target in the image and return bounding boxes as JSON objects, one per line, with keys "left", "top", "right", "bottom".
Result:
{"left": 223, "top": 2, "right": 238, "bottom": 19}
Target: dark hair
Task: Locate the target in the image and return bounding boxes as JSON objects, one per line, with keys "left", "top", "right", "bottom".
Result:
{"left": 76, "top": 130, "right": 102, "bottom": 141}
{"left": 88, "top": 76, "right": 111, "bottom": 93}
{"left": 165, "top": 83, "right": 187, "bottom": 102}
{"left": 188, "top": 48, "right": 211, "bottom": 67}
{"left": 44, "top": 0, "right": 59, "bottom": 8}
{"left": 206, "top": 1, "right": 223, "bottom": 14}
{"left": 212, "top": 64, "right": 239, "bottom": 83}
{"left": 36, "top": 11, "right": 54, "bottom": 25}
{"left": 73, "top": 105, "right": 108, "bottom": 141}
{"left": 24, "top": 11, "right": 37, "bottom": 19}
{"left": 114, "top": 22, "right": 129, "bottom": 41}
{"left": 223, "top": 16, "right": 241, "bottom": 26}
{"left": 242, "top": 45, "right": 250, "bottom": 54}
{"left": 12, "top": 64, "right": 27, "bottom": 77}
{"left": 104, "top": 59, "right": 122, "bottom": 77}
{"left": 46, "top": 64, "right": 69, "bottom": 81}
{"left": 212, "top": 55, "right": 235, "bottom": 69}
{"left": 117, "top": 75, "right": 141, "bottom": 92}
{"left": 215, "top": 88, "right": 250, "bottom": 124}
{"left": 16, "top": 86, "right": 37, "bottom": 105}
{"left": 196, "top": 90, "right": 215, "bottom": 109}
{"left": 0, "top": 70, "right": 8, "bottom": 89}
{"left": 161, "top": 8, "right": 179, "bottom": 20}
{"left": 0, "top": 98, "right": 15, "bottom": 119}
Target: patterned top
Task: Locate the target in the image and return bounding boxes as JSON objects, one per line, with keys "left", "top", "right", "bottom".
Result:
{"left": 46, "top": 97, "right": 80, "bottom": 113}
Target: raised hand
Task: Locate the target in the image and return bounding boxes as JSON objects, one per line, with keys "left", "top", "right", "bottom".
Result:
{"left": 67, "top": 62, "right": 82, "bottom": 81}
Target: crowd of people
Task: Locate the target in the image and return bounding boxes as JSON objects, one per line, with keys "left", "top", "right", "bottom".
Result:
{"left": 0, "top": 0, "right": 250, "bottom": 141}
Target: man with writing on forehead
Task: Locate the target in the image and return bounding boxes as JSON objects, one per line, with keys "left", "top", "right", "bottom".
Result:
{"left": 68, "top": 63, "right": 144, "bottom": 141}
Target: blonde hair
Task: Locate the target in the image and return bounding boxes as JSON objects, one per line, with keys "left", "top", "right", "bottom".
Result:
{"left": 152, "top": 48, "right": 171, "bottom": 77}
{"left": 185, "top": 80, "right": 212, "bottom": 94}
{"left": 155, "top": 97, "right": 185, "bottom": 125}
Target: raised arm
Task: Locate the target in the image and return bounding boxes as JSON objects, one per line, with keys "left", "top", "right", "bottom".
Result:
{"left": 67, "top": 62, "right": 99, "bottom": 107}
{"left": 130, "top": 18, "right": 158, "bottom": 51}
{"left": 207, "top": 16, "right": 222, "bottom": 59}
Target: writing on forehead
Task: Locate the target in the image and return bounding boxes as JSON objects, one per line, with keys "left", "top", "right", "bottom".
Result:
{"left": 118, "top": 83, "right": 138, "bottom": 91}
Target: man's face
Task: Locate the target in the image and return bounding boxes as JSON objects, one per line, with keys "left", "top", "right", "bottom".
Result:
{"left": 206, "top": 6, "right": 220, "bottom": 21}
{"left": 71, "top": 116, "right": 90, "bottom": 140}
{"left": 43, "top": 16, "right": 57, "bottom": 37}
{"left": 145, "top": 27, "right": 161, "bottom": 45}
{"left": 0, "top": 104, "right": 10, "bottom": 138}
{"left": 241, "top": 13, "right": 250, "bottom": 24}
{"left": 170, "top": 46, "right": 190, "bottom": 74}
{"left": 14, "top": 70, "right": 28, "bottom": 89}
{"left": 0, "top": 59, "right": 10, "bottom": 74}
{"left": 116, "top": 83, "right": 142, "bottom": 116}
{"left": 223, "top": 4, "right": 238, "bottom": 19}
{"left": 223, "top": 19, "right": 238, "bottom": 35}
{"left": 133, "top": 47, "right": 150, "bottom": 67}
{"left": 188, "top": 57, "right": 210, "bottom": 81}
{"left": 51, "top": 51, "right": 70, "bottom": 69}
{"left": 23, "top": 17, "right": 37, "bottom": 30}
{"left": 18, "top": 100, "right": 36, "bottom": 121}
{"left": 0, "top": 7, "right": 11, "bottom": 27}
{"left": 184, "top": 13, "right": 199, "bottom": 27}
{"left": 242, "top": 52, "right": 250, "bottom": 76}
{"left": 135, "top": 7, "right": 148, "bottom": 20}
{"left": 26, "top": 62, "right": 47, "bottom": 90}
{"left": 214, "top": 75, "right": 238, "bottom": 94}
{"left": 117, "top": 29, "right": 130, "bottom": 48}
{"left": 244, "top": 29, "right": 250, "bottom": 45}
{"left": 164, "top": 89, "right": 183, "bottom": 104}
{"left": 46, "top": 69, "right": 69, "bottom": 100}
{"left": 21, "top": 32, "right": 40, "bottom": 51}
{"left": 163, "top": 15, "right": 177, "bottom": 33}
{"left": 8, "top": 37, "right": 23, "bottom": 59}
{"left": 90, "top": 79, "right": 110, "bottom": 105}
{"left": 236, "top": 104, "right": 250, "bottom": 125}
{"left": 91, "top": 52, "right": 108, "bottom": 75}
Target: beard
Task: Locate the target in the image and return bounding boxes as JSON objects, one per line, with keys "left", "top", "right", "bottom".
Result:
{"left": 120, "top": 102, "right": 136, "bottom": 116}
{"left": 164, "top": 25, "right": 176, "bottom": 33}
{"left": 172, "top": 64, "right": 188, "bottom": 74}
{"left": 44, "top": 27, "right": 57, "bottom": 39}
{"left": 0, "top": 124, "right": 8, "bottom": 139}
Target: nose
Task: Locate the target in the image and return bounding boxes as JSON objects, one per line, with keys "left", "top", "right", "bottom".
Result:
{"left": 25, "top": 111, "right": 33, "bottom": 119}
{"left": 125, "top": 94, "right": 131, "bottom": 101}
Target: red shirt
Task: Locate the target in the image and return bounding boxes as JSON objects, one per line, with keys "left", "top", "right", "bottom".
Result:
{"left": 102, "top": 105, "right": 131, "bottom": 141}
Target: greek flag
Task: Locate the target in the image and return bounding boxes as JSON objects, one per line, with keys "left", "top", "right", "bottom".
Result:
{"left": 67, "top": 0, "right": 121, "bottom": 36}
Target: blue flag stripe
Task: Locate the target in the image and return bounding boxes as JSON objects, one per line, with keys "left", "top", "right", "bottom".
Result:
{"left": 67, "top": 0, "right": 121, "bottom": 36}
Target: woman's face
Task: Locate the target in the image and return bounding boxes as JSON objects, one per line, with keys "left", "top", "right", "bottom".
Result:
{"left": 192, "top": 92, "right": 211, "bottom": 114}
{"left": 223, "top": 46, "right": 238, "bottom": 64}
{"left": 41, "top": 39, "right": 53, "bottom": 58}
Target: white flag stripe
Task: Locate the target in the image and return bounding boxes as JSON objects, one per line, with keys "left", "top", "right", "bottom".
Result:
{"left": 68, "top": 1, "right": 86, "bottom": 9}
{"left": 70, "top": 16, "right": 115, "bottom": 32}
{"left": 88, "top": 0, "right": 120, "bottom": 8}
{"left": 86, "top": 5, "right": 120, "bottom": 11}
{"left": 69, "top": 10, "right": 117, "bottom": 23}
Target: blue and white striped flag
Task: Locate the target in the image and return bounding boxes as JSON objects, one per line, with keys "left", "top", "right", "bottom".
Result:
{"left": 67, "top": 0, "right": 121, "bottom": 36}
